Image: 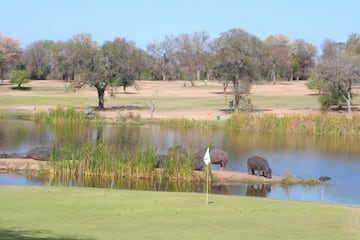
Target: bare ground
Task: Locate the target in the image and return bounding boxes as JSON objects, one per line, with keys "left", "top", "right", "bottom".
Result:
{"left": 0, "top": 79, "right": 321, "bottom": 120}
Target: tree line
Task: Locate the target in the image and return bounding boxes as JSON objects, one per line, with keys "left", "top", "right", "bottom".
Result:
{"left": 1, "top": 29, "right": 359, "bottom": 113}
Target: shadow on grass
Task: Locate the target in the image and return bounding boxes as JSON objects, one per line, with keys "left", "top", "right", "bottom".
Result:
{"left": 10, "top": 86, "right": 32, "bottom": 91}
{"left": 0, "top": 228, "right": 91, "bottom": 240}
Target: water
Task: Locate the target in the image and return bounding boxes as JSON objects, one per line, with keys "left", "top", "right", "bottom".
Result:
{"left": 1, "top": 120, "right": 360, "bottom": 205}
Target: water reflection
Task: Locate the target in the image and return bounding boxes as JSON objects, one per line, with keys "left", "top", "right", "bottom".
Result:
{"left": 1, "top": 173, "right": 357, "bottom": 205}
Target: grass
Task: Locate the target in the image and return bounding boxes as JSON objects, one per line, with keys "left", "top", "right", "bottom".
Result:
{"left": 0, "top": 186, "right": 359, "bottom": 240}
{"left": 49, "top": 142, "right": 196, "bottom": 182}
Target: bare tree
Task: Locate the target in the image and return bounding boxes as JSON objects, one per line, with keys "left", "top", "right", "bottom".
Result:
{"left": 22, "top": 40, "right": 54, "bottom": 80}
{"left": 0, "top": 34, "right": 22, "bottom": 81}
{"left": 175, "top": 31, "right": 210, "bottom": 85}
{"left": 147, "top": 36, "right": 176, "bottom": 81}
{"left": 317, "top": 38, "right": 360, "bottom": 116}
{"left": 264, "top": 35, "right": 291, "bottom": 84}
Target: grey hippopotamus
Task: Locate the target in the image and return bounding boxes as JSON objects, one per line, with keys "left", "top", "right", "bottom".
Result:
{"left": 194, "top": 148, "right": 229, "bottom": 171}
{"left": 247, "top": 155, "right": 272, "bottom": 178}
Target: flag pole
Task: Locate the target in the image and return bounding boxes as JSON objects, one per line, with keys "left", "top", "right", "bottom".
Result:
{"left": 206, "top": 164, "right": 209, "bottom": 205}
{"left": 203, "top": 147, "right": 211, "bottom": 206}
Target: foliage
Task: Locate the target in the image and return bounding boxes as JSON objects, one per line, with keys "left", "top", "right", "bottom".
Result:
{"left": 23, "top": 40, "right": 54, "bottom": 79}
{"left": 9, "top": 64, "right": 30, "bottom": 88}
{"left": 0, "top": 33, "right": 22, "bottom": 80}
{"left": 210, "top": 28, "right": 259, "bottom": 111}
{"left": 306, "top": 75, "right": 323, "bottom": 94}
{"left": 102, "top": 38, "right": 141, "bottom": 93}
{"left": 1, "top": 187, "right": 358, "bottom": 240}
{"left": 315, "top": 37, "right": 360, "bottom": 115}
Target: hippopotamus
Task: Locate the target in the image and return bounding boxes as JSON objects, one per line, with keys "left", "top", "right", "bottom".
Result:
{"left": 247, "top": 156, "right": 272, "bottom": 178}
{"left": 193, "top": 148, "right": 229, "bottom": 171}
{"left": 155, "top": 146, "right": 187, "bottom": 168}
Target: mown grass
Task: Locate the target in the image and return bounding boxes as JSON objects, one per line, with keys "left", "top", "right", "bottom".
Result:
{"left": 0, "top": 186, "right": 359, "bottom": 240}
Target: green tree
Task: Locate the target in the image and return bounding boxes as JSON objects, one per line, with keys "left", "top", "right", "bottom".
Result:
{"left": 70, "top": 33, "right": 108, "bottom": 109}
{"left": 305, "top": 75, "right": 322, "bottom": 94}
{"left": 210, "top": 28, "right": 258, "bottom": 111}
{"left": 9, "top": 64, "right": 30, "bottom": 88}
{"left": 102, "top": 38, "right": 141, "bottom": 93}
{"left": 290, "top": 39, "right": 318, "bottom": 80}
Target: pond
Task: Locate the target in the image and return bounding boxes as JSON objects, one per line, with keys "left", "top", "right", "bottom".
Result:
{"left": 1, "top": 120, "right": 360, "bottom": 206}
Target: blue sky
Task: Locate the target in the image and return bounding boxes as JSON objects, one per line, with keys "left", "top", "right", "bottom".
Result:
{"left": 1, "top": 0, "right": 360, "bottom": 51}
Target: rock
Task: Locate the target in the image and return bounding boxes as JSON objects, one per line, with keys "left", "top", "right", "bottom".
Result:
{"left": 318, "top": 176, "right": 331, "bottom": 182}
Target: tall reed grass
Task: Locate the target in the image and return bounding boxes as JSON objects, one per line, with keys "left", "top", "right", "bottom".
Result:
{"left": 225, "top": 113, "right": 360, "bottom": 136}
{"left": 33, "top": 106, "right": 104, "bottom": 125}
{"left": 159, "top": 118, "right": 222, "bottom": 130}
{"left": 49, "top": 142, "right": 197, "bottom": 182}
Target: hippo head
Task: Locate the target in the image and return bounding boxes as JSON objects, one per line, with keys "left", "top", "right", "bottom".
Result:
{"left": 264, "top": 168, "right": 272, "bottom": 178}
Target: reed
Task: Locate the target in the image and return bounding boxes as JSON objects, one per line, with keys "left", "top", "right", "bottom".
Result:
{"left": 225, "top": 112, "right": 360, "bottom": 136}
{"left": 49, "top": 142, "right": 196, "bottom": 183}
{"left": 159, "top": 118, "right": 222, "bottom": 130}
{"left": 33, "top": 106, "right": 89, "bottom": 124}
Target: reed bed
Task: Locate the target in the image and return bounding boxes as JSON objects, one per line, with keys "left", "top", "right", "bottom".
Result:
{"left": 49, "top": 142, "right": 197, "bottom": 182}
{"left": 159, "top": 118, "right": 222, "bottom": 130}
{"left": 33, "top": 105, "right": 105, "bottom": 125}
{"left": 225, "top": 113, "right": 360, "bottom": 136}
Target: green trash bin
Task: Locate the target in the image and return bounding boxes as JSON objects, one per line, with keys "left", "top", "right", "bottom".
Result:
{"left": 228, "top": 100, "right": 234, "bottom": 113}
{"left": 216, "top": 115, "right": 221, "bottom": 121}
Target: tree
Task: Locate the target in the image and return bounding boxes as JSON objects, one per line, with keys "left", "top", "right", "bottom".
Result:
{"left": 70, "top": 33, "right": 109, "bottom": 109}
{"left": 317, "top": 38, "right": 360, "bottom": 115}
{"left": 175, "top": 31, "right": 210, "bottom": 84}
{"left": 50, "top": 40, "right": 77, "bottom": 81}
{"left": 147, "top": 36, "right": 176, "bottom": 80}
{"left": 290, "top": 39, "right": 317, "bottom": 80}
{"left": 263, "top": 35, "right": 291, "bottom": 83}
{"left": 102, "top": 38, "right": 141, "bottom": 92}
{"left": 22, "top": 40, "right": 54, "bottom": 79}
{"left": 0, "top": 34, "right": 22, "bottom": 80}
{"left": 9, "top": 64, "right": 30, "bottom": 88}
{"left": 210, "top": 28, "right": 258, "bottom": 111}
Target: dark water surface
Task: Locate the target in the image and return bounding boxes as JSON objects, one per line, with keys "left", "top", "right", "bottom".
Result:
{"left": 1, "top": 120, "right": 360, "bottom": 205}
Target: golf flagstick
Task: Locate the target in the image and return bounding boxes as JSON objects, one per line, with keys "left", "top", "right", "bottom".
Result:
{"left": 203, "top": 147, "right": 211, "bottom": 205}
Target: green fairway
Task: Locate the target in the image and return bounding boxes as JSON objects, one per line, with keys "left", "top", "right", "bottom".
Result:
{"left": 0, "top": 186, "right": 359, "bottom": 240}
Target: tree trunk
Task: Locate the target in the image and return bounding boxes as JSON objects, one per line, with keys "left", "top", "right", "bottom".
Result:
{"left": 346, "top": 91, "right": 352, "bottom": 117}
{"left": 96, "top": 84, "right": 106, "bottom": 110}
{"left": 1, "top": 69, "right": 4, "bottom": 81}
{"left": 233, "top": 77, "right": 240, "bottom": 112}
{"left": 196, "top": 69, "right": 201, "bottom": 81}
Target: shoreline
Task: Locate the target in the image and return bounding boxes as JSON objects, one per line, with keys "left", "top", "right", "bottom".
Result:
{"left": 0, "top": 158, "right": 311, "bottom": 185}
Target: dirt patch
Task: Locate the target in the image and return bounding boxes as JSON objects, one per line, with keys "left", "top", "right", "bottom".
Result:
{"left": 0, "top": 158, "right": 48, "bottom": 172}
